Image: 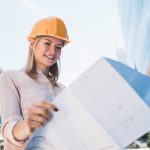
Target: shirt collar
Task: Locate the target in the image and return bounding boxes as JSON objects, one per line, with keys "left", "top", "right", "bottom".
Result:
{"left": 36, "top": 68, "right": 44, "bottom": 75}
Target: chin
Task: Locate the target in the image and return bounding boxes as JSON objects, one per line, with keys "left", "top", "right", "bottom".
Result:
{"left": 46, "top": 62, "right": 55, "bottom": 67}
{"left": 43, "top": 59, "right": 57, "bottom": 67}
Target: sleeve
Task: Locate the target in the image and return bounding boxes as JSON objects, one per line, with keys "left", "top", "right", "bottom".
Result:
{"left": 0, "top": 71, "right": 25, "bottom": 146}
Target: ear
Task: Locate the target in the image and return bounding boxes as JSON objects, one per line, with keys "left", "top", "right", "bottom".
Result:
{"left": 29, "top": 38, "right": 35, "bottom": 45}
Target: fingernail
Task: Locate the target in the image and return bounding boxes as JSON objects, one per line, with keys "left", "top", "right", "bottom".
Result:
{"left": 54, "top": 107, "right": 58, "bottom": 112}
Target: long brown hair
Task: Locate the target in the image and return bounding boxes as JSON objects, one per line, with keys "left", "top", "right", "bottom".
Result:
{"left": 24, "top": 36, "right": 61, "bottom": 86}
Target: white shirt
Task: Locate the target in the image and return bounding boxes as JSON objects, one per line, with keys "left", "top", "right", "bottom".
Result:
{"left": 0, "top": 69, "right": 65, "bottom": 150}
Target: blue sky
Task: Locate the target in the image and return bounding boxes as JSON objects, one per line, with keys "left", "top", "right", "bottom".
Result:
{"left": 0, "top": 0, "right": 124, "bottom": 85}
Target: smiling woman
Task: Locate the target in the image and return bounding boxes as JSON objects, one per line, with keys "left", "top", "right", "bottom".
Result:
{"left": 32, "top": 36, "right": 63, "bottom": 72}
{"left": 25, "top": 36, "right": 64, "bottom": 84}
{"left": 0, "top": 16, "right": 70, "bottom": 150}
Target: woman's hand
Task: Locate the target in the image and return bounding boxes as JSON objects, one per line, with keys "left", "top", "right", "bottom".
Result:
{"left": 13, "top": 101, "right": 57, "bottom": 141}
{"left": 23, "top": 100, "right": 57, "bottom": 134}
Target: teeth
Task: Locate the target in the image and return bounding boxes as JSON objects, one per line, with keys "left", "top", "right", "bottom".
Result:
{"left": 46, "top": 55, "right": 55, "bottom": 60}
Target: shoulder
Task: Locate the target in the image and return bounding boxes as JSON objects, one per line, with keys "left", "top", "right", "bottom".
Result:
{"left": 0, "top": 69, "right": 27, "bottom": 87}
{"left": 0, "top": 70, "right": 12, "bottom": 81}
{"left": 0, "top": 69, "right": 24, "bottom": 79}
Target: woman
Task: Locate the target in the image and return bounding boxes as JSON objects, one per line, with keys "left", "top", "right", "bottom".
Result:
{"left": 0, "top": 16, "right": 70, "bottom": 150}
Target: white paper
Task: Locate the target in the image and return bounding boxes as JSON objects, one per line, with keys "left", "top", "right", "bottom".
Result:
{"left": 24, "top": 58, "right": 150, "bottom": 150}
{"left": 25, "top": 88, "right": 119, "bottom": 150}
{"left": 69, "top": 58, "right": 150, "bottom": 148}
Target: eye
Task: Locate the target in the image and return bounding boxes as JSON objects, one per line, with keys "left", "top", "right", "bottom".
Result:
{"left": 56, "top": 46, "right": 62, "bottom": 51}
{"left": 44, "top": 42, "right": 51, "bottom": 46}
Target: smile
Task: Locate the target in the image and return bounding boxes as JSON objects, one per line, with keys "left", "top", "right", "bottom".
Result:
{"left": 44, "top": 55, "right": 55, "bottom": 61}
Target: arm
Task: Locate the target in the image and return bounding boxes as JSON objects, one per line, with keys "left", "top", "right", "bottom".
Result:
{"left": 13, "top": 101, "right": 57, "bottom": 141}
{"left": 0, "top": 71, "right": 24, "bottom": 146}
{"left": 0, "top": 72, "right": 58, "bottom": 146}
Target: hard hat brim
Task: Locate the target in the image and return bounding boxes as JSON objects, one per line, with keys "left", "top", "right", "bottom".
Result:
{"left": 27, "top": 34, "right": 70, "bottom": 44}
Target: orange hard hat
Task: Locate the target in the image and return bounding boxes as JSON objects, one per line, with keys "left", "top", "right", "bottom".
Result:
{"left": 27, "top": 16, "right": 70, "bottom": 44}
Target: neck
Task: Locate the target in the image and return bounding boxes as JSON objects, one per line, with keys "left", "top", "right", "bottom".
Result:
{"left": 37, "top": 66, "right": 49, "bottom": 76}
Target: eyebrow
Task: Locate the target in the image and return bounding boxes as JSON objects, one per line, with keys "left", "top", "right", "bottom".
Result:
{"left": 44, "top": 39, "right": 63, "bottom": 46}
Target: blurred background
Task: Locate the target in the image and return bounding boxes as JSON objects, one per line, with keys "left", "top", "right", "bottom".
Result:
{"left": 0, "top": 0, "right": 150, "bottom": 85}
{"left": 0, "top": 0, "right": 123, "bottom": 86}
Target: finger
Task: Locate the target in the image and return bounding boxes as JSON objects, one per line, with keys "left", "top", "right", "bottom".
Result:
{"left": 24, "top": 107, "right": 51, "bottom": 121}
{"left": 26, "top": 107, "right": 52, "bottom": 120}
{"left": 32, "top": 101, "right": 58, "bottom": 111}
{"left": 27, "top": 114, "right": 46, "bottom": 124}
{"left": 27, "top": 120, "right": 44, "bottom": 129}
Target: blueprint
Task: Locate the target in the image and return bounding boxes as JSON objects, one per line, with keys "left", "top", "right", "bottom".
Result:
{"left": 25, "top": 58, "right": 150, "bottom": 150}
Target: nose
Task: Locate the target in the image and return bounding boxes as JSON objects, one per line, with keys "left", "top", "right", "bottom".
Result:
{"left": 49, "top": 45, "right": 56, "bottom": 54}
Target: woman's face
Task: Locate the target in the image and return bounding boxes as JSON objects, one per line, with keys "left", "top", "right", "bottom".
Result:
{"left": 33, "top": 36, "right": 64, "bottom": 72}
